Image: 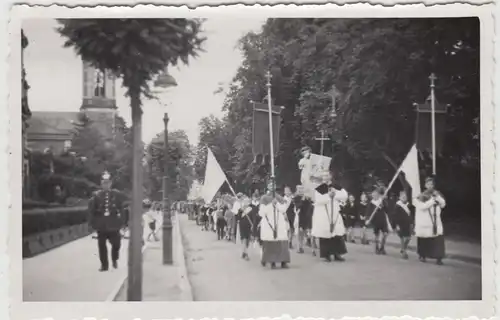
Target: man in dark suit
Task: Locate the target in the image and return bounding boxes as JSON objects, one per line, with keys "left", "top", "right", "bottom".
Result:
{"left": 88, "top": 171, "right": 127, "bottom": 271}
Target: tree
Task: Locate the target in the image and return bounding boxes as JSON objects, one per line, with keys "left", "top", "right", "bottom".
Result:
{"left": 145, "top": 129, "right": 195, "bottom": 202}
{"left": 58, "top": 19, "right": 205, "bottom": 300}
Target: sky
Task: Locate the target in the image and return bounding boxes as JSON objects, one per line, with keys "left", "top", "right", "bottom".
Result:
{"left": 22, "top": 18, "right": 265, "bottom": 145}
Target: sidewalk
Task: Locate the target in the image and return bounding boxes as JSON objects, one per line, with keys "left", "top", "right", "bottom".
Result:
{"left": 23, "top": 234, "right": 130, "bottom": 301}
{"left": 114, "top": 212, "right": 192, "bottom": 301}
{"left": 351, "top": 227, "right": 481, "bottom": 265}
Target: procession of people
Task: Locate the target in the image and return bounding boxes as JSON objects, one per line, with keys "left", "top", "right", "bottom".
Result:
{"left": 182, "top": 149, "right": 448, "bottom": 271}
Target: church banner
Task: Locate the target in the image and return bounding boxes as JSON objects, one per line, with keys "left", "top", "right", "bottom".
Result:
{"left": 308, "top": 153, "right": 332, "bottom": 189}
{"left": 252, "top": 102, "right": 282, "bottom": 159}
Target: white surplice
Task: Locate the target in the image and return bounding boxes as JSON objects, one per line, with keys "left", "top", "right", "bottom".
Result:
{"left": 311, "top": 188, "right": 348, "bottom": 239}
{"left": 259, "top": 201, "right": 290, "bottom": 241}
{"left": 413, "top": 193, "right": 446, "bottom": 238}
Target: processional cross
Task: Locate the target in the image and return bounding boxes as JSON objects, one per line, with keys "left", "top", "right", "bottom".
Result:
{"left": 314, "top": 130, "right": 331, "bottom": 157}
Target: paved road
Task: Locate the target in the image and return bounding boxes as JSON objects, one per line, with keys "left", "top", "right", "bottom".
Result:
{"left": 180, "top": 215, "right": 481, "bottom": 301}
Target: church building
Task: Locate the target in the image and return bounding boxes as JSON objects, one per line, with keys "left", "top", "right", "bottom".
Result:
{"left": 26, "top": 60, "right": 117, "bottom": 155}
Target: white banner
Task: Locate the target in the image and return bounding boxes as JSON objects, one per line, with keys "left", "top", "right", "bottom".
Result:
{"left": 201, "top": 148, "right": 226, "bottom": 204}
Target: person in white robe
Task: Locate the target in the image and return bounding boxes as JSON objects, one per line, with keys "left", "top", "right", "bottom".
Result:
{"left": 413, "top": 176, "right": 446, "bottom": 265}
{"left": 230, "top": 193, "right": 244, "bottom": 242}
{"left": 298, "top": 146, "right": 313, "bottom": 196}
{"left": 259, "top": 187, "right": 292, "bottom": 269}
{"left": 311, "top": 170, "right": 348, "bottom": 262}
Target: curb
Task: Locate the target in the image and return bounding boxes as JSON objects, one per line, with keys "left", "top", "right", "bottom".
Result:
{"left": 174, "top": 212, "right": 194, "bottom": 301}
{"left": 106, "top": 212, "right": 194, "bottom": 302}
{"left": 351, "top": 233, "right": 481, "bottom": 266}
{"left": 105, "top": 241, "right": 150, "bottom": 302}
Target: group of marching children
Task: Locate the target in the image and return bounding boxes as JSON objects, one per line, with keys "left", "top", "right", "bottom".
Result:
{"left": 339, "top": 176, "right": 446, "bottom": 264}
{"left": 191, "top": 172, "right": 447, "bottom": 268}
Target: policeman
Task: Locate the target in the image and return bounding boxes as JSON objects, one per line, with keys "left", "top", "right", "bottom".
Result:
{"left": 88, "top": 171, "right": 127, "bottom": 271}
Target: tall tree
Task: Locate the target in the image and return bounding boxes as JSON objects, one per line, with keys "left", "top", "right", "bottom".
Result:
{"left": 58, "top": 19, "right": 205, "bottom": 300}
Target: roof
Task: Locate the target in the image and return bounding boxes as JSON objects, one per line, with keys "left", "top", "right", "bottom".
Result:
{"left": 27, "top": 111, "right": 80, "bottom": 136}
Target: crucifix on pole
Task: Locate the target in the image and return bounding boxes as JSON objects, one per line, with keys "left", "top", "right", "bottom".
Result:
{"left": 314, "top": 130, "right": 331, "bottom": 157}
{"left": 328, "top": 85, "right": 341, "bottom": 118}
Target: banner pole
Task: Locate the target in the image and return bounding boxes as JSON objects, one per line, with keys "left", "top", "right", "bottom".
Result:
{"left": 430, "top": 73, "right": 437, "bottom": 176}
{"left": 265, "top": 70, "right": 276, "bottom": 196}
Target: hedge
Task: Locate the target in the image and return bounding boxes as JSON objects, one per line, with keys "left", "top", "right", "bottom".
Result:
{"left": 23, "top": 206, "right": 89, "bottom": 237}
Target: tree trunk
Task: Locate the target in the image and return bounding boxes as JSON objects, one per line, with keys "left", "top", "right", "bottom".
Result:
{"left": 127, "top": 88, "right": 143, "bottom": 301}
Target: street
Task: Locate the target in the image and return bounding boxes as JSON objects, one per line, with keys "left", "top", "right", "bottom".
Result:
{"left": 179, "top": 215, "right": 481, "bottom": 301}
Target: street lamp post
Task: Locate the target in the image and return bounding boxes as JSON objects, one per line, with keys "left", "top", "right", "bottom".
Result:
{"left": 153, "top": 69, "right": 177, "bottom": 265}
{"left": 162, "top": 113, "right": 173, "bottom": 265}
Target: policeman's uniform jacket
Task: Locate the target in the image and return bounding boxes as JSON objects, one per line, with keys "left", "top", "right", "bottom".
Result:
{"left": 88, "top": 189, "right": 127, "bottom": 232}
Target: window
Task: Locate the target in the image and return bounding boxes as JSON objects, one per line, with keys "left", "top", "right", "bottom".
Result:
{"left": 94, "top": 69, "right": 106, "bottom": 97}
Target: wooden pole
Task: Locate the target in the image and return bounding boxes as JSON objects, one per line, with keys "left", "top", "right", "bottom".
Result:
{"left": 127, "top": 91, "right": 143, "bottom": 301}
{"left": 265, "top": 70, "right": 276, "bottom": 195}
{"left": 162, "top": 113, "right": 173, "bottom": 265}
{"left": 430, "top": 73, "right": 437, "bottom": 175}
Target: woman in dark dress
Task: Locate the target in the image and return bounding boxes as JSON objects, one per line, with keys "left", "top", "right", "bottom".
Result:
{"left": 294, "top": 185, "right": 314, "bottom": 253}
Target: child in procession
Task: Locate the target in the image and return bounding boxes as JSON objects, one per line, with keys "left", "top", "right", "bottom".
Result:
{"left": 392, "top": 190, "right": 414, "bottom": 259}
{"left": 365, "top": 186, "right": 391, "bottom": 255}
{"left": 216, "top": 202, "right": 227, "bottom": 240}
{"left": 341, "top": 194, "right": 358, "bottom": 243}
{"left": 358, "top": 192, "right": 370, "bottom": 245}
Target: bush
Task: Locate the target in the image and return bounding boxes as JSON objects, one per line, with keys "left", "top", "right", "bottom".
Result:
{"left": 37, "top": 173, "right": 99, "bottom": 203}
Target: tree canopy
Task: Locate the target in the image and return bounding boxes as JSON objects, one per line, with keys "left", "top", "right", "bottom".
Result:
{"left": 145, "top": 129, "right": 195, "bottom": 202}
{"left": 57, "top": 19, "right": 206, "bottom": 100}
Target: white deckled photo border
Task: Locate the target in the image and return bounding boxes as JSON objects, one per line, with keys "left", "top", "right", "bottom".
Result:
{"left": 4, "top": 3, "right": 496, "bottom": 320}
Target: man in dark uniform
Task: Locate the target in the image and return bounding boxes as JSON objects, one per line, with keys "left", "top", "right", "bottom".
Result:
{"left": 88, "top": 171, "right": 127, "bottom": 271}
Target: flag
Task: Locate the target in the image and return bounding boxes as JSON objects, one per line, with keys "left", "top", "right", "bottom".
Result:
{"left": 252, "top": 102, "right": 282, "bottom": 159}
{"left": 399, "top": 144, "right": 421, "bottom": 199}
{"left": 202, "top": 148, "right": 227, "bottom": 204}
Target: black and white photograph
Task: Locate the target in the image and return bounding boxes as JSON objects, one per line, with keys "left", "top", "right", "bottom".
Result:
{"left": 10, "top": 4, "right": 495, "bottom": 320}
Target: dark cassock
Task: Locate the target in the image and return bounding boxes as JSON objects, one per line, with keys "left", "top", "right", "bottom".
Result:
{"left": 238, "top": 196, "right": 260, "bottom": 260}
{"left": 88, "top": 171, "right": 127, "bottom": 272}
{"left": 311, "top": 182, "right": 348, "bottom": 262}
{"left": 258, "top": 194, "right": 291, "bottom": 268}
{"left": 413, "top": 177, "right": 446, "bottom": 265}
{"left": 285, "top": 193, "right": 296, "bottom": 249}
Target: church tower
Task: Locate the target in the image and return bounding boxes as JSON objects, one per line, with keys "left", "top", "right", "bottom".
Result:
{"left": 80, "top": 60, "right": 117, "bottom": 139}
